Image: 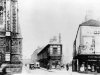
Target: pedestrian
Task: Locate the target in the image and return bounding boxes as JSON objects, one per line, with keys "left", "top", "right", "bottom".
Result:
{"left": 66, "top": 64, "right": 69, "bottom": 71}
{"left": 47, "top": 63, "right": 49, "bottom": 70}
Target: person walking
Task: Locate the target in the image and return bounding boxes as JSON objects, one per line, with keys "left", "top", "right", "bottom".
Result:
{"left": 66, "top": 64, "right": 69, "bottom": 71}
{"left": 47, "top": 63, "right": 50, "bottom": 70}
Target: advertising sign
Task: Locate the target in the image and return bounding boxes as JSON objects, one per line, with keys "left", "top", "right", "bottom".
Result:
{"left": 5, "top": 54, "right": 10, "bottom": 61}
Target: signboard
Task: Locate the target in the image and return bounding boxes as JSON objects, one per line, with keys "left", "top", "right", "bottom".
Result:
{"left": 6, "top": 32, "right": 11, "bottom": 36}
{"left": 5, "top": 54, "right": 10, "bottom": 61}
{"left": 80, "top": 36, "right": 95, "bottom": 54}
{"left": 80, "top": 26, "right": 100, "bottom": 54}
{"left": 81, "top": 26, "right": 100, "bottom": 36}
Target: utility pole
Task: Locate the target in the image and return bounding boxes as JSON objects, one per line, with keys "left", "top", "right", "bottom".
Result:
{"left": 59, "top": 33, "right": 61, "bottom": 43}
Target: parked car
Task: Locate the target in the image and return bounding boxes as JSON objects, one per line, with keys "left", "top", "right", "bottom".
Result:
{"left": 35, "top": 62, "right": 40, "bottom": 69}
{"left": 29, "top": 64, "right": 35, "bottom": 70}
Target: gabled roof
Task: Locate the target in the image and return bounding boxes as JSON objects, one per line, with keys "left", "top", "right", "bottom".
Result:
{"left": 80, "top": 19, "right": 100, "bottom": 27}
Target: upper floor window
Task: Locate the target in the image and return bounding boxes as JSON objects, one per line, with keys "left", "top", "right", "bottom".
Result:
{"left": 53, "top": 47, "right": 57, "bottom": 54}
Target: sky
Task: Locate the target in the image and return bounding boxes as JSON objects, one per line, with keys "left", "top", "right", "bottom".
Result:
{"left": 18, "top": 0, "right": 100, "bottom": 62}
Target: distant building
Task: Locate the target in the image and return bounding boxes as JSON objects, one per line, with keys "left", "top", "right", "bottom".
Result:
{"left": 37, "top": 44, "right": 62, "bottom": 69}
{"left": 32, "top": 34, "right": 62, "bottom": 69}
{"left": 31, "top": 47, "right": 43, "bottom": 63}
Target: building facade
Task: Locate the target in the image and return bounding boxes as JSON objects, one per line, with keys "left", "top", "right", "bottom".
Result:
{"left": 72, "top": 19, "right": 100, "bottom": 73}
{"left": 0, "top": 0, "right": 22, "bottom": 73}
{"left": 38, "top": 44, "right": 62, "bottom": 69}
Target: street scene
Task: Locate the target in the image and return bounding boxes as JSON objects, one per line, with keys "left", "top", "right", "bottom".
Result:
{"left": 0, "top": 0, "right": 100, "bottom": 75}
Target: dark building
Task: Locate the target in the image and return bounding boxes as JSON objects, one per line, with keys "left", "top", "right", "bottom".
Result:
{"left": 72, "top": 19, "right": 100, "bottom": 73}
{"left": 0, "top": 0, "right": 22, "bottom": 74}
{"left": 37, "top": 44, "right": 62, "bottom": 69}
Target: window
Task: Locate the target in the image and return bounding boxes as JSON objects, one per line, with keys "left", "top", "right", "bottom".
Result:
{"left": 53, "top": 47, "right": 57, "bottom": 54}
{"left": 50, "top": 46, "right": 53, "bottom": 54}
{"left": 58, "top": 47, "right": 61, "bottom": 54}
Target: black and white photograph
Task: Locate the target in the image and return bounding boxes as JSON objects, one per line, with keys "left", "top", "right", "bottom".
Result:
{"left": 0, "top": 0, "right": 100, "bottom": 75}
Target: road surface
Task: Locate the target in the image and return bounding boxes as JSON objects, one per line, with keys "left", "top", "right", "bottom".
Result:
{"left": 13, "top": 65, "right": 99, "bottom": 75}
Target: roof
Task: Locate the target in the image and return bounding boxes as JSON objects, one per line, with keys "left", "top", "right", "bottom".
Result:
{"left": 80, "top": 19, "right": 100, "bottom": 27}
{"left": 37, "top": 44, "right": 62, "bottom": 55}
{"left": 74, "top": 19, "right": 100, "bottom": 43}
{"left": 37, "top": 44, "right": 50, "bottom": 55}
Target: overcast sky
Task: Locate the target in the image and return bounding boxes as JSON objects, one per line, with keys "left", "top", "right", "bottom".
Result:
{"left": 18, "top": 0, "right": 100, "bottom": 62}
